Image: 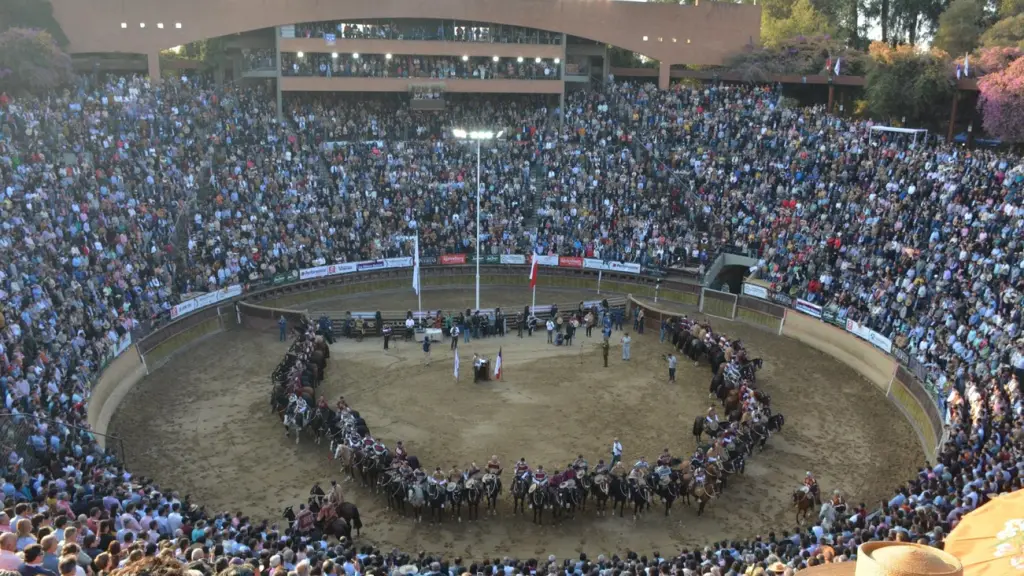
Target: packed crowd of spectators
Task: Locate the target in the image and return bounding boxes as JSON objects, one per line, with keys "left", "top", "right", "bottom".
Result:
{"left": 292, "top": 20, "right": 562, "bottom": 45}
{"left": 242, "top": 49, "right": 277, "bottom": 72}
{"left": 1, "top": 71, "right": 1023, "bottom": 576}
{"left": 281, "top": 53, "right": 560, "bottom": 81}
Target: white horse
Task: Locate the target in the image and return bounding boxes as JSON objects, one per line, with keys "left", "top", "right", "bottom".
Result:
{"left": 283, "top": 395, "right": 308, "bottom": 445}
{"left": 819, "top": 501, "right": 837, "bottom": 532}
{"left": 407, "top": 482, "right": 426, "bottom": 523}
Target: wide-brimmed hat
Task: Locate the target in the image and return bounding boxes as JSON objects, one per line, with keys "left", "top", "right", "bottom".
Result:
{"left": 396, "top": 565, "right": 419, "bottom": 576}
{"left": 798, "top": 542, "right": 962, "bottom": 576}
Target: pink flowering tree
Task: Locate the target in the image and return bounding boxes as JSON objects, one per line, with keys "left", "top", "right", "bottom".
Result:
{"left": 978, "top": 55, "right": 1024, "bottom": 142}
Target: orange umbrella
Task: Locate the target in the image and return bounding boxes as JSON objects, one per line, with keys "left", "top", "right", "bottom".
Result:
{"left": 944, "top": 489, "right": 1024, "bottom": 576}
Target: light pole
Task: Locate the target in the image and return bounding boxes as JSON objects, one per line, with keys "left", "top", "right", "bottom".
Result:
{"left": 452, "top": 129, "right": 503, "bottom": 311}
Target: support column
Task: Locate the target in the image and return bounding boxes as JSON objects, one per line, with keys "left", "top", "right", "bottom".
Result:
{"left": 827, "top": 83, "right": 834, "bottom": 113}
{"left": 147, "top": 51, "right": 161, "bottom": 83}
{"left": 559, "top": 33, "right": 567, "bottom": 128}
{"left": 275, "top": 26, "right": 284, "bottom": 121}
{"left": 658, "top": 61, "right": 671, "bottom": 90}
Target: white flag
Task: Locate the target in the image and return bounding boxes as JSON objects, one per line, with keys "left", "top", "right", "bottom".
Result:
{"left": 453, "top": 353, "right": 460, "bottom": 380}
{"left": 412, "top": 235, "right": 421, "bottom": 295}
{"left": 964, "top": 54, "right": 970, "bottom": 77}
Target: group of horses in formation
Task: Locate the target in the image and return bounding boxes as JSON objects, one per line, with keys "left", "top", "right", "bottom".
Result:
{"left": 266, "top": 316, "right": 811, "bottom": 529}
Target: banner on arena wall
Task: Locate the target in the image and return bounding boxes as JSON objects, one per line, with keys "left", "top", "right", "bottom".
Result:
{"left": 384, "top": 257, "right": 414, "bottom": 269}
{"left": 893, "top": 347, "right": 910, "bottom": 365}
{"left": 821, "top": 308, "right": 846, "bottom": 328}
{"left": 356, "top": 260, "right": 387, "bottom": 272}
{"left": 419, "top": 256, "right": 438, "bottom": 266}
{"left": 299, "top": 262, "right": 357, "bottom": 280}
{"left": 532, "top": 254, "right": 559, "bottom": 267}
{"left": 272, "top": 270, "right": 300, "bottom": 285}
{"left": 113, "top": 332, "right": 133, "bottom": 357}
{"left": 324, "top": 33, "right": 336, "bottom": 46}
{"left": 583, "top": 258, "right": 642, "bottom": 274}
{"left": 770, "top": 291, "right": 794, "bottom": 307}
{"left": 742, "top": 283, "right": 769, "bottom": 300}
{"left": 479, "top": 255, "right": 501, "bottom": 265}
{"left": 845, "top": 319, "right": 893, "bottom": 354}
{"left": 441, "top": 254, "right": 467, "bottom": 265}
{"left": 170, "top": 284, "right": 242, "bottom": 319}
{"left": 558, "top": 256, "right": 584, "bottom": 269}
{"left": 500, "top": 254, "right": 527, "bottom": 265}
{"left": 794, "top": 298, "right": 822, "bottom": 319}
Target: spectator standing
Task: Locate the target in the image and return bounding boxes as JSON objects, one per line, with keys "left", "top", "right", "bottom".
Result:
{"left": 667, "top": 353, "right": 677, "bottom": 383}
{"left": 279, "top": 316, "right": 288, "bottom": 342}
{"left": 611, "top": 438, "right": 623, "bottom": 468}
{"left": 18, "top": 544, "right": 56, "bottom": 576}
{"left": 621, "top": 334, "right": 632, "bottom": 361}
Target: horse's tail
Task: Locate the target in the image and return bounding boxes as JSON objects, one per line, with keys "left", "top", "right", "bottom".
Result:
{"left": 350, "top": 508, "right": 362, "bottom": 530}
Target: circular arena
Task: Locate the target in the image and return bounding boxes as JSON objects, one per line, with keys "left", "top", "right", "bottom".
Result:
{"left": 107, "top": 273, "right": 922, "bottom": 559}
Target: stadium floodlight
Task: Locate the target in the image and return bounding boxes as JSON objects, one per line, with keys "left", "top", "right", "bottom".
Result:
{"left": 452, "top": 128, "right": 505, "bottom": 310}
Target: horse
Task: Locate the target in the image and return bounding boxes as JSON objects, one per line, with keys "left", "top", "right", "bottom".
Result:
{"left": 528, "top": 482, "right": 549, "bottom": 525}
{"left": 463, "top": 477, "right": 484, "bottom": 520}
{"left": 693, "top": 416, "right": 719, "bottom": 444}
{"left": 381, "top": 472, "right": 407, "bottom": 515}
{"left": 426, "top": 482, "right": 448, "bottom": 523}
{"left": 510, "top": 475, "right": 529, "bottom": 515}
{"left": 627, "top": 477, "right": 651, "bottom": 520}
{"left": 793, "top": 489, "right": 815, "bottom": 524}
{"left": 406, "top": 481, "right": 427, "bottom": 523}
{"left": 332, "top": 442, "right": 359, "bottom": 482}
{"left": 686, "top": 475, "right": 717, "bottom": 516}
{"left": 589, "top": 471, "right": 610, "bottom": 516}
{"left": 446, "top": 482, "right": 466, "bottom": 523}
{"left": 648, "top": 471, "right": 681, "bottom": 517}
{"left": 337, "top": 502, "right": 362, "bottom": 537}
{"left": 482, "top": 474, "right": 502, "bottom": 516}
{"left": 283, "top": 396, "right": 310, "bottom": 444}
{"left": 556, "top": 480, "right": 583, "bottom": 519}
{"left": 609, "top": 475, "right": 631, "bottom": 518}
{"left": 819, "top": 501, "right": 837, "bottom": 532}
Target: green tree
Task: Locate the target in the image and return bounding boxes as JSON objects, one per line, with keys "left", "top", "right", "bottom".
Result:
{"left": 933, "top": 0, "right": 985, "bottom": 56}
{"left": 1000, "top": 0, "right": 1024, "bottom": 17}
{"left": 0, "top": 28, "right": 73, "bottom": 94}
{"left": 0, "top": 0, "right": 68, "bottom": 46}
{"left": 981, "top": 14, "right": 1024, "bottom": 47}
{"left": 762, "top": 0, "right": 834, "bottom": 47}
{"left": 865, "top": 42, "right": 954, "bottom": 126}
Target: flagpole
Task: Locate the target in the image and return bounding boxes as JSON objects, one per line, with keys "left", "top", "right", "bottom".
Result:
{"left": 416, "top": 231, "right": 422, "bottom": 316}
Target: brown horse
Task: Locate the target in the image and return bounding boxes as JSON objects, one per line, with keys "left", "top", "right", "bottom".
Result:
{"left": 724, "top": 390, "right": 741, "bottom": 414}
{"left": 684, "top": 473, "right": 717, "bottom": 516}
{"left": 792, "top": 489, "right": 815, "bottom": 524}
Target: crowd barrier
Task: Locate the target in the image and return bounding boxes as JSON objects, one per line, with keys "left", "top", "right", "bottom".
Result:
{"left": 84, "top": 263, "right": 943, "bottom": 460}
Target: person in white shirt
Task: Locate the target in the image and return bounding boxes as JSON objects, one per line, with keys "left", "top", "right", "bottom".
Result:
{"left": 546, "top": 319, "right": 556, "bottom": 344}
{"left": 611, "top": 438, "right": 623, "bottom": 468}
{"left": 166, "top": 504, "right": 183, "bottom": 536}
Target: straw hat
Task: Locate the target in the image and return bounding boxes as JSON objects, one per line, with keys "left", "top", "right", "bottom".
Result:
{"left": 797, "top": 542, "right": 962, "bottom": 576}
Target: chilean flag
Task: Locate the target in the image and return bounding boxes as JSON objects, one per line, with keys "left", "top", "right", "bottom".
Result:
{"left": 529, "top": 256, "right": 538, "bottom": 289}
{"left": 494, "top": 348, "right": 503, "bottom": 380}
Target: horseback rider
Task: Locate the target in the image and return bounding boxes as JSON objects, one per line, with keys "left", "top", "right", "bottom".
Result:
{"left": 572, "top": 454, "right": 588, "bottom": 473}
{"left": 610, "top": 460, "right": 626, "bottom": 478}
{"left": 532, "top": 465, "right": 548, "bottom": 488}
{"left": 562, "top": 463, "right": 576, "bottom": 482}
{"left": 394, "top": 441, "right": 407, "bottom": 461}
{"left": 327, "top": 480, "right": 344, "bottom": 506}
{"left": 694, "top": 466, "right": 707, "bottom": 487}
{"left": 633, "top": 456, "right": 650, "bottom": 474}
{"left": 705, "top": 407, "right": 719, "bottom": 428}
{"left": 464, "top": 462, "right": 481, "bottom": 481}
{"left": 447, "top": 464, "right": 462, "bottom": 484}
{"left": 486, "top": 455, "right": 502, "bottom": 476}
{"left": 802, "top": 471, "right": 819, "bottom": 498}
{"left": 657, "top": 448, "right": 672, "bottom": 467}
{"left": 706, "top": 442, "right": 723, "bottom": 465}
{"left": 691, "top": 448, "right": 705, "bottom": 469}
{"left": 430, "top": 467, "right": 447, "bottom": 486}
{"left": 830, "top": 489, "right": 847, "bottom": 512}
{"left": 514, "top": 458, "right": 530, "bottom": 479}
{"left": 412, "top": 467, "right": 427, "bottom": 483}
{"left": 592, "top": 459, "right": 609, "bottom": 475}
{"left": 398, "top": 459, "right": 414, "bottom": 479}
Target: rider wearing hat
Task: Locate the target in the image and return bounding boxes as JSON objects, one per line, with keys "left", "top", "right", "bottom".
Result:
{"left": 532, "top": 465, "right": 548, "bottom": 487}
{"left": 447, "top": 464, "right": 462, "bottom": 484}
{"left": 486, "top": 455, "right": 502, "bottom": 475}
{"left": 514, "top": 458, "right": 530, "bottom": 479}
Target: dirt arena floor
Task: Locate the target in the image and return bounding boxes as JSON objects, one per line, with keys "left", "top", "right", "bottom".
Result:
{"left": 110, "top": 286, "right": 922, "bottom": 559}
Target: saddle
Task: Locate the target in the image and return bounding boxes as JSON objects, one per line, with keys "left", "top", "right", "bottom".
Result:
{"left": 465, "top": 478, "right": 480, "bottom": 489}
{"left": 446, "top": 483, "right": 458, "bottom": 493}
{"left": 481, "top": 473, "right": 496, "bottom": 483}
{"left": 528, "top": 483, "right": 544, "bottom": 494}
{"left": 593, "top": 473, "right": 608, "bottom": 486}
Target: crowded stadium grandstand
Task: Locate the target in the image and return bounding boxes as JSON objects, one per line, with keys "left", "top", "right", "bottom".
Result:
{"left": 1, "top": 0, "right": 1024, "bottom": 575}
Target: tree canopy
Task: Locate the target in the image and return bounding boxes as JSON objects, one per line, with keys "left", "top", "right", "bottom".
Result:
{"left": 0, "top": 28, "right": 73, "bottom": 94}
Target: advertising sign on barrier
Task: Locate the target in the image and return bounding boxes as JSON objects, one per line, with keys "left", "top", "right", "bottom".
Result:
{"left": 770, "top": 292, "right": 794, "bottom": 307}
{"left": 558, "top": 256, "right": 584, "bottom": 269}
{"left": 419, "top": 256, "right": 438, "bottom": 266}
{"left": 583, "top": 259, "right": 642, "bottom": 274}
{"left": 846, "top": 319, "right": 893, "bottom": 354}
{"left": 384, "top": 257, "right": 414, "bottom": 269}
{"left": 532, "top": 254, "right": 559, "bottom": 267}
{"left": 742, "top": 283, "right": 769, "bottom": 300}
{"left": 272, "top": 270, "right": 300, "bottom": 285}
{"left": 794, "top": 298, "right": 822, "bottom": 319}
{"left": 357, "top": 260, "right": 387, "bottom": 272}
{"left": 441, "top": 254, "right": 467, "bottom": 265}
{"left": 500, "top": 254, "right": 526, "bottom": 265}
{"left": 113, "top": 332, "right": 133, "bottom": 357}
{"left": 170, "top": 284, "right": 243, "bottom": 319}
{"left": 479, "top": 255, "right": 501, "bottom": 265}
{"left": 821, "top": 308, "right": 846, "bottom": 328}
